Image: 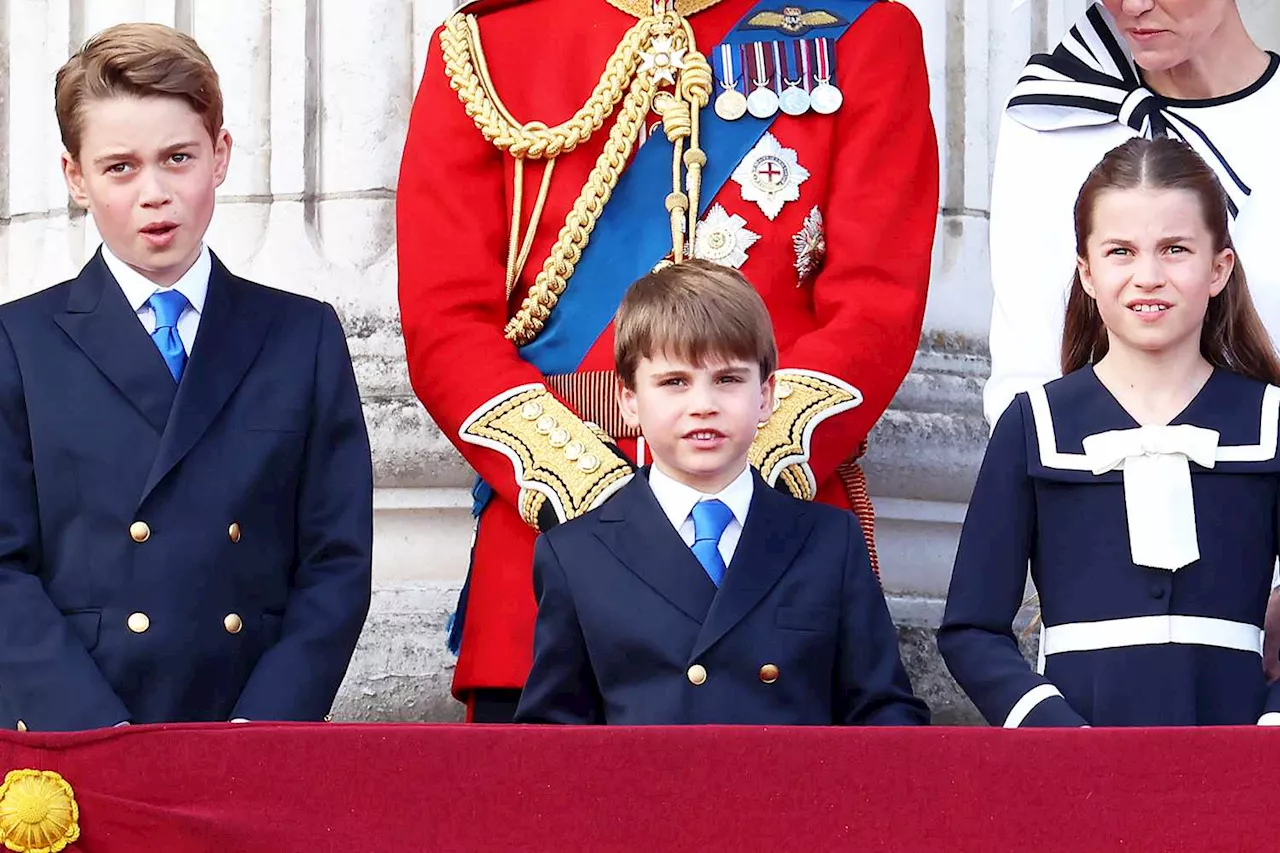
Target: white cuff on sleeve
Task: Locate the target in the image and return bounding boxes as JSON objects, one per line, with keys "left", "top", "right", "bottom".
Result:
{"left": 1003, "top": 683, "right": 1064, "bottom": 728}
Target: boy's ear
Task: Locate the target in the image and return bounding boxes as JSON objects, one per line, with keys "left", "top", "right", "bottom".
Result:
{"left": 758, "top": 372, "right": 776, "bottom": 425}
{"left": 212, "top": 129, "right": 233, "bottom": 188}
{"left": 616, "top": 375, "right": 640, "bottom": 430}
{"left": 62, "top": 152, "right": 91, "bottom": 210}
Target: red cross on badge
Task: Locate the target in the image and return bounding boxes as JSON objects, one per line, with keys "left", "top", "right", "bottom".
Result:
{"left": 753, "top": 156, "right": 788, "bottom": 190}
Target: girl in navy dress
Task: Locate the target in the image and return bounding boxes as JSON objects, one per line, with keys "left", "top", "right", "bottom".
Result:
{"left": 940, "top": 137, "right": 1280, "bottom": 727}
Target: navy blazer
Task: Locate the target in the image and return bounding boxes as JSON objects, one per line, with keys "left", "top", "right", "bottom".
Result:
{"left": 0, "top": 250, "right": 373, "bottom": 730}
{"left": 515, "top": 469, "right": 928, "bottom": 725}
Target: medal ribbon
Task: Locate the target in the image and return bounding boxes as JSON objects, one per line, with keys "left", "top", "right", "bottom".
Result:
{"left": 770, "top": 41, "right": 785, "bottom": 95}
{"left": 785, "top": 41, "right": 812, "bottom": 91}
{"left": 814, "top": 37, "right": 835, "bottom": 84}
{"left": 714, "top": 43, "right": 740, "bottom": 94}
{"left": 748, "top": 42, "right": 774, "bottom": 92}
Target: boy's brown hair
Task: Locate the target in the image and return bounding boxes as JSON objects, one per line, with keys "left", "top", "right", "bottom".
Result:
{"left": 55, "top": 22, "right": 223, "bottom": 158}
{"left": 614, "top": 259, "right": 778, "bottom": 388}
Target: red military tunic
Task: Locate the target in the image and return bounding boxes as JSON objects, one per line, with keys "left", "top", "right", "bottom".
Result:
{"left": 397, "top": 0, "right": 938, "bottom": 703}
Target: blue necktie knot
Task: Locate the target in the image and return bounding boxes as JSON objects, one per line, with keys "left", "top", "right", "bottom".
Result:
{"left": 147, "top": 289, "right": 189, "bottom": 382}
{"left": 148, "top": 289, "right": 188, "bottom": 329}
{"left": 690, "top": 499, "right": 735, "bottom": 587}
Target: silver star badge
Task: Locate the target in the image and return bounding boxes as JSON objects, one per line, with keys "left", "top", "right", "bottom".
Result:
{"left": 694, "top": 204, "right": 761, "bottom": 269}
{"left": 793, "top": 206, "right": 826, "bottom": 284}
{"left": 640, "top": 36, "right": 687, "bottom": 86}
{"left": 731, "top": 132, "right": 810, "bottom": 221}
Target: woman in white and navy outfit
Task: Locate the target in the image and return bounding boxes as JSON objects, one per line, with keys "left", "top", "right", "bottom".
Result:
{"left": 941, "top": 367, "right": 1280, "bottom": 727}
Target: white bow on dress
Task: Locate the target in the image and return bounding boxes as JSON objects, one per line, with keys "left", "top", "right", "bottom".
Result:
{"left": 1081, "top": 425, "right": 1220, "bottom": 571}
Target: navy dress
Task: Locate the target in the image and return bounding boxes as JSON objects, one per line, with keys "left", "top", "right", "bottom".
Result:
{"left": 939, "top": 367, "right": 1280, "bottom": 727}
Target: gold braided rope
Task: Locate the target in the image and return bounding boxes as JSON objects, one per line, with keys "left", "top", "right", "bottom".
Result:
{"left": 441, "top": 7, "right": 714, "bottom": 346}
{"left": 443, "top": 13, "right": 654, "bottom": 160}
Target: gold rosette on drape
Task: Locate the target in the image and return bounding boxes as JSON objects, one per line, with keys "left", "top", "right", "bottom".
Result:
{"left": 0, "top": 770, "right": 80, "bottom": 853}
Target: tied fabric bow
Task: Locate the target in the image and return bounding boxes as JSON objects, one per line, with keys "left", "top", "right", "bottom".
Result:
{"left": 1004, "top": 2, "right": 1250, "bottom": 218}
{"left": 1081, "top": 424, "right": 1220, "bottom": 571}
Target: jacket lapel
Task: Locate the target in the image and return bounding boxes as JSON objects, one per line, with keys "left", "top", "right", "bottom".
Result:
{"left": 690, "top": 472, "right": 812, "bottom": 661}
{"left": 139, "top": 254, "right": 276, "bottom": 505}
{"left": 594, "top": 473, "right": 717, "bottom": 624}
{"left": 54, "top": 251, "right": 177, "bottom": 434}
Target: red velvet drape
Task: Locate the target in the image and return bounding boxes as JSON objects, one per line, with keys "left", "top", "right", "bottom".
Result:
{"left": 0, "top": 724, "right": 1271, "bottom": 851}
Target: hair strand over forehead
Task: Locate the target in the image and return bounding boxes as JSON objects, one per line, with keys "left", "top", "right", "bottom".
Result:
{"left": 614, "top": 259, "right": 778, "bottom": 387}
{"left": 55, "top": 22, "right": 223, "bottom": 158}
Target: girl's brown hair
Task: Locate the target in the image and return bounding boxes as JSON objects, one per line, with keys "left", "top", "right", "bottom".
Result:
{"left": 1061, "top": 136, "right": 1280, "bottom": 385}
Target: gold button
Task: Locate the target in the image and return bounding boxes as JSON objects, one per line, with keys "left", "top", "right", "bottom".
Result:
{"left": 535, "top": 414, "right": 557, "bottom": 435}
{"left": 548, "top": 428, "right": 570, "bottom": 448}
{"left": 228, "top": 522, "right": 242, "bottom": 543}
{"left": 563, "top": 441, "right": 584, "bottom": 462}
{"left": 223, "top": 613, "right": 244, "bottom": 634}
{"left": 776, "top": 382, "right": 793, "bottom": 399}
{"left": 16, "top": 720, "right": 26, "bottom": 733}
{"left": 129, "top": 521, "right": 150, "bottom": 543}
{"left": 687, "top": 664, "right": 707, "bottom": 686}
{"left": 759, "top": 663, "right": 780, "bottom": 684}
{"left": 323, "top": 714, "right": 333, "bottom": 723}
{"left": 520, "top": 401, "right": 543, "bottom": 421}
{"left": 127, "top": 612, "right": 150, "bottom": 633}
{"left": 577, "top": 453, "right": 600, "bottom": 474}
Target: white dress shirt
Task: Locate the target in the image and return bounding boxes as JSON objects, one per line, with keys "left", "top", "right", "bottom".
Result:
{"left": 102, "top": 243, "right": 211, "bottom": 356}
{"left": 647, "top": 464, "right": 755, "bottom": 567}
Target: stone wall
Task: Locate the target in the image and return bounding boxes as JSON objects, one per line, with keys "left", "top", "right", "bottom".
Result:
{"left": 2, "top": 0, "right": 1277, "bottom": 723}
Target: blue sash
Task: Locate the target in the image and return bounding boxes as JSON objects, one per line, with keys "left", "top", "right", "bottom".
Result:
{"left": 520, "top": 0, "right": 876, "bottom": 376}
{"left": 451, "top": 0, "right": 876, "bottom": 655}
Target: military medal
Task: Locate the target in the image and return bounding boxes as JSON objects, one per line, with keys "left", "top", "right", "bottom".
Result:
{"left": 731, "top": 131, "right": 811, "bottom": 220}
{"left": 713, "top": 43, "right": 748, "bottom": 121}
{"left": 778, "top": 41, "right": 811, "bottom": 117}
{"left": 810, "top": 37, "right": 843, "bottom": 115}
{"left": 745, "top": 42, "right": 779, "bottom": 119}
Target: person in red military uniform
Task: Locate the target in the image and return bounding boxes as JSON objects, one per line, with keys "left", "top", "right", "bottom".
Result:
{"left": 397, "top": 0, "right": 938, "bottom": 722}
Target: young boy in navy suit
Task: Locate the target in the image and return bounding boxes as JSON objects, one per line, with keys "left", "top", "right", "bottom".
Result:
{"left": 515, "top": 260, "right": 927, "bottom": 725}
{"left": 0, "top": 23, "right": 372, "bottom": 731}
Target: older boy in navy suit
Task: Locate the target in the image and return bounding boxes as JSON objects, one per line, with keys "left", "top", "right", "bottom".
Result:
{"left": 0, "top": 23, "right": 372, "bottom": 731}
{"left": 515, "top": 261, "right": 927, "bottom": 725}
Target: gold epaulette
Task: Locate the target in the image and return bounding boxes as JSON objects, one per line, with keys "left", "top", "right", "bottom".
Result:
{"left": 460, "top": 385, "right": 635, "bottom": 527}
{"left": 749, "top": 370, "right": 863, "bottom": 501}
{"left": 605, "top": 1, "right": 723, "bottom": 16}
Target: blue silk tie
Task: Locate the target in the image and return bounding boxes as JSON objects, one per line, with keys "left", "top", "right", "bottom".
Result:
{"left": 690, "top": 499, "right": 735, "bottom": 587}
{"left": 147, "top": 289, "right": 188, "bottom": 382}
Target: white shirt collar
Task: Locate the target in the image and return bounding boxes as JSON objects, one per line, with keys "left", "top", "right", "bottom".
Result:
{"left": 648, "top": 464, "right": 754, "bottom": 532}
{"left": 102, "top": 243, "right": 211, "bottom": 316}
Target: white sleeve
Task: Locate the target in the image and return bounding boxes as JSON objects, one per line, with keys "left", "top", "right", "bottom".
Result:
{"left": 984, "top": 115, "right": 1122, "bottom": 429}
